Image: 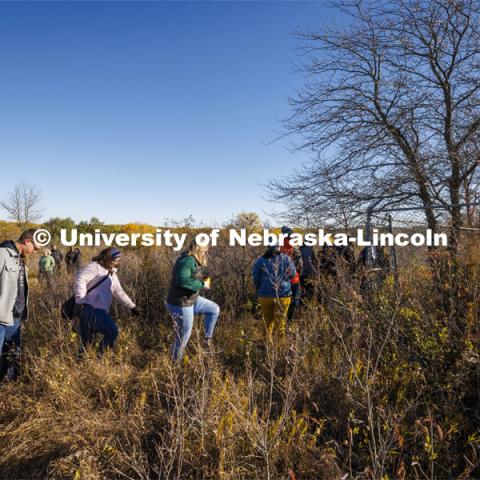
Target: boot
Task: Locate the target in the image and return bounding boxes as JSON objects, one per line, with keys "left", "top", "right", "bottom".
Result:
{"left": 203, "top": 337, "right": 214, "bottom": 352}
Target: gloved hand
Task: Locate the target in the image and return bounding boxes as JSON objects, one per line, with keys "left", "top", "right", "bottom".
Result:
{"left": 73, "top": 303, "right": 84, "bottom": 316}
{"left": 131, "top": 306, "right": 141, "bottom": 317}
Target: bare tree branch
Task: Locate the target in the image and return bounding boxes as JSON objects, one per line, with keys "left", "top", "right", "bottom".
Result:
{"left": 269, "top": 0, "right": 480, "bottom": 247}
{"left": 1, "top": 182, "right": 44, "bottom": 229}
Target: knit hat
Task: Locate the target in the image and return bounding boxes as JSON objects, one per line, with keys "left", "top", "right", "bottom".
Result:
{"left": 110, "top": 248, "right": 121, "bottom": 260}
{"left": 281, "top": 226, "right": 294, "bottom": 237}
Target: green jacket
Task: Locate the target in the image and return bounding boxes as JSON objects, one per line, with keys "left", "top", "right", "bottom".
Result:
{"left": 39, "top": 255, "right": 55, "bottom": 273}
{"left": 167, "top": 253, "right": 205, "bottom": 307}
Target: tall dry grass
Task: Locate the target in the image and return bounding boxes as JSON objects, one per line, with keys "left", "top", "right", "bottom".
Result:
{"left": 0, "top": 242, "right": 479, "bottom": 479}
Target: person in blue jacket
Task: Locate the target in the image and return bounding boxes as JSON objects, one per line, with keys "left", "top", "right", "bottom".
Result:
{"left": 252, "top": 244, "right": 296, "bottom": 336}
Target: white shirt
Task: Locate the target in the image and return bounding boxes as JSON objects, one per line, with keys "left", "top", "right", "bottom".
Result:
{"left": 74, "top": 261, "right": 135, "bottom": 311}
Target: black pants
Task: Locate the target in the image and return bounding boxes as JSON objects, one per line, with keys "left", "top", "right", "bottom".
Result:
{"left": 300, "top": 275, "right": 315, "bottom": 303}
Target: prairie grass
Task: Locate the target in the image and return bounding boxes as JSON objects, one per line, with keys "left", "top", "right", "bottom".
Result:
{"left": 0, "top": 243, "right": 479, "bottom": 479}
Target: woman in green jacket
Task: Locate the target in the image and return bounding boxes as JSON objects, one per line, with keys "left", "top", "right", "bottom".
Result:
{"left": 166, "top": 239, "right": 220, "bottom": 361}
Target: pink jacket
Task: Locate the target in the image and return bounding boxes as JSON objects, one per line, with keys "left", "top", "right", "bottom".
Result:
{"left": 74, "top": 261, "right": 135, "bottom": 311}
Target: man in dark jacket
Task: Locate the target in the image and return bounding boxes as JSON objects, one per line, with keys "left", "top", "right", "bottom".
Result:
{"left": 50, "top": 245, "right": 63, "bottom": 272}
{"left": 65, "top": 247, "right": 76, "bottom": 273}
{"left": 0, "top": 229, "right": 40, "bottom": 381}
{"left": 72, "top": 248, "right": 82, "bottom": 271}
{"left": 300, "top": 244, "right": 318, "bottom": 302}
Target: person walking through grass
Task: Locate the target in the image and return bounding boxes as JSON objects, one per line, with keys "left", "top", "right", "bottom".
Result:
{"left": 252, "top": 244, "right": 297, "bottom": 337}
{"left": 72, "top": 247, "right": 82, "bottom": 271}
{"left": 65, "top": 247, "right": 75, "bottom": 273}
{"left": 166, "top": 239, "right": 220, "bottom": 362}
{"left": 299, "top": 244, "right": 318, "bottom": 303}
{"left": 50, "top": 245, "right": 63, "bottom": 272}
{"left": 74, "top": 247, "right": 140, "bottom": 354}
{"left": 38, "top": 249, "right": 55, "bottom": 287}
{"left": 280, "top": 226, "right": 303, "bottom": 324}
{"left": 0, "top": 229, "right": 40, "bottom": 381}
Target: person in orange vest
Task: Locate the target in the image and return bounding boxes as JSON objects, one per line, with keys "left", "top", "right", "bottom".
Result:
{"left": 280, "top": 226, "right": 303, "bottom": 325}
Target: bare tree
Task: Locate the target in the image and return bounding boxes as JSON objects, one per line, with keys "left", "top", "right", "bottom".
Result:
{"left": 267, "top": 160, "right": 366, "bottom": 228}
{"left": 1, "top": 182, "right": 43, "bottom": 229}
{"left": 213, "top": 212, "right": 264, "bottom": 308}
{"left": 270, "top": 0, "right": 480, "bottom": 250}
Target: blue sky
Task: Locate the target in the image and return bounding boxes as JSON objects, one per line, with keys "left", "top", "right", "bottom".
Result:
{"left": 0, "top": 1, "right": 336, "bottom": 225}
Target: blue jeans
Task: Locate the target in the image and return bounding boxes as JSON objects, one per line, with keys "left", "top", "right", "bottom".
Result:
{"left": 79, "top": 304, "right": 118, "bottom": 353}
{"left": 0, "top": 319, "right": 21, "bottom": 380}
{"left": 0, "top": 319, "right": 21, "bottom": 353}
{"left": 166, "top": 296, "right": 220, "bottom": 361}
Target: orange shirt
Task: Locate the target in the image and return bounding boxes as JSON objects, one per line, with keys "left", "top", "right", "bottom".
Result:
{"left": 280, "top": 239, "right": 300, "bottom": 284}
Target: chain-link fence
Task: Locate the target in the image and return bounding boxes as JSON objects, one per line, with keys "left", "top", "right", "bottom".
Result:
{"left": 297, "top": 203, "right": 478, "bottom": 298}
{"left": 360, "top": 203, "right": 480, "bottom": 291}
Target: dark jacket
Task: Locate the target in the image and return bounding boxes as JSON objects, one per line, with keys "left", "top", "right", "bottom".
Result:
{"left": 320, "top": 245, "right": 355, "bottom": 275}
{"left": 300, "top": 245, "right": 317, "bottom": 277}
{"left": 51, "top": 249, "right": 63, "bottom": 267}
{"left": 72, "top": 251, "right": 82, "bottom": 269}
{"left": 167, "top": 253, "right": 206, "bottom": 307}
{"left": 65, "top": 250, "right": 75, "bottom": 268}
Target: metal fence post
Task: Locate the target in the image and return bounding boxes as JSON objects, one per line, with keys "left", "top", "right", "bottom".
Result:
{"left": 387, "top": 214, "right": 400, "bottom": 294}
{"left": 365, "top": 205, "right": 374, "bottom": 268}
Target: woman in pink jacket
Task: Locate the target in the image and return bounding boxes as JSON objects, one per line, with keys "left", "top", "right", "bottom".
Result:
{"left": 74, "top": 247, "right": 140, "bottom": 353}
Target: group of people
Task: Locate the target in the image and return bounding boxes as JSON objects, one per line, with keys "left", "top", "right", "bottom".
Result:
{"left": 0, "top": 226, "right": 391, "bottom": 380}
{"left": 38, "top": 246, "right": 82, "bottom": 285}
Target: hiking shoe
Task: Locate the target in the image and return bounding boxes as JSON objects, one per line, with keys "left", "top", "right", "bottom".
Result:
{"left": 202, "top": 338, "right": 223, "bottom": 354}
